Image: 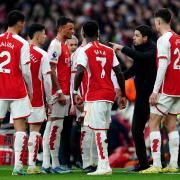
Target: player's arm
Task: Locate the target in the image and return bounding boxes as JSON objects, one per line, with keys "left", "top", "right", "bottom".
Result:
{"left": 50, "top": 63, "right": 61, "bottom": 91}
{"left": 149, "top": 37, "right": 169, "bottom": 106}
{"left": 113, "top": 64, "right": 126, "bottom": 97}
{"left": 112, "top": 51, "right": 127, "bottom": 109}
{"left": 21, "top": 42, "right": 33, "bottom": 100}
{"left": 74, "top": 65, "right": 84, "bottom": 91}
{"left": 48, "top": 41, "right": 66, "bottom": 105}
{"left": 153, "top": 59, "right": 168, "bottom": 94}
{"left": 42, "top": 54, "right": 53, "bottom": 105}
{"left": 149, "top": 58, "right": 168, "bottom": 106}
{"left": 73, "top": 48, "right": 87, "bottom": 105}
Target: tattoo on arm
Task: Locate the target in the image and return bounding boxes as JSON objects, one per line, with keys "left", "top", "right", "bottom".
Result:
{"left": 50, "top": 63, "right": 60, "bottom": 91}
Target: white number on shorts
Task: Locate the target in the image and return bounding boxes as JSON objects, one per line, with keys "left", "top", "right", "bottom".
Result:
{"left": 173, "top": 48, "right": 180, "bottom": 70}
{"left": 96, "top": 57, "right": 106, "bottom": 78}
{"left": 0, "top": 51, "right": 11, "bottom": 73}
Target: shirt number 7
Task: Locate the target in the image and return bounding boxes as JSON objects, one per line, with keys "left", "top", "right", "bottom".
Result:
{"left": 96, "top": 57, "right": 106, "bottom": 78}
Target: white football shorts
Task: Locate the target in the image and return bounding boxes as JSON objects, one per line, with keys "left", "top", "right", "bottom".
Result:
{"left": 83, "top": 101, "right": 112, "bottom": 130}
{"left": 151, "top": 93, "right": 180, "bottom": 115}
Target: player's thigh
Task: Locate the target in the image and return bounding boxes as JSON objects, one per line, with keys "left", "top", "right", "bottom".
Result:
{"left": 169, "top": 97, "right": 180, "bottom": 115}
{"left": 85, "top": 101, "right": 112, "bottom": 130}
{"left": 0, "top": 100, "right": 9, "bottom": 120}
{"left": 28, "top": 106, "right": 47, "bottom": 124}
{"left": 51, "top": 96, "right": 70, "bottom": 119}
{"left": 150, "top": 94, "right": 173, "bottom": 116}
{"left": 10, "top": 95, "right": 31, "bottom": 120}
{"left": 164, "top": 114, "right": 177, "bottom": 132}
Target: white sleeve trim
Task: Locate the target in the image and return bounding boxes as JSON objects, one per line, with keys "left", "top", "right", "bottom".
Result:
{"left": 153, "top": 58, "right": 169, "bottom": 93}
{"left": 48, "top": 39, "right": 61, "bottom": 64}
{"left": 43, "top": 73, "right": 52, "bottom": 104}
{"left": 113, "top": 51, "right": 119, "bottom": 67}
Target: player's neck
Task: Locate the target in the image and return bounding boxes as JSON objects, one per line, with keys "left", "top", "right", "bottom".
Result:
{"left": 160, "top": 25, "right": 171, "bottom": 35}
{"left": 86, "top": 37, "right": 98, "bottom": 44}
{"left": 30, "top": 39, "right": 40, "bottom": 47}
{"left": 6, "top": 27, "right": 19, "bottom": 35}
{"left": 56, "top": 33, "right": 66, "bottom": 43}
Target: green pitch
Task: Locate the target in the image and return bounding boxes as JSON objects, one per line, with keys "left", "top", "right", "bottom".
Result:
{"left": 0, "top": 166, "right": 180, "bottom": 180}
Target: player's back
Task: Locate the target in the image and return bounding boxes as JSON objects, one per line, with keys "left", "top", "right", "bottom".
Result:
{"left": 30, "top": 45, "right": 46, "bottom": 107}
{"left": 0, "top": 32, "right": 29, "bottom": 99}
{"left": 82, "top": 41, "right": 116, "bottom": 102}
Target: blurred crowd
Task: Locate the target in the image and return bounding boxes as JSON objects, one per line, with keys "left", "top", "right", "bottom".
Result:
{"left": 0, "top": 0, "right": 179, "bottom": 49}
{"left": 0, "top": 0, "right": 179, "bottom": 168}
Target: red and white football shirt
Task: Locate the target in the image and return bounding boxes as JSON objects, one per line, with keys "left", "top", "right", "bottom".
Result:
{"left": 0, "top": 32, "right": 30, "bottom": 99}
{"left": 30, "top": 44, "right": 51, "bottom": 107}
{"left": 48, "top": 38, "right": 71, "bottom": 95}
{"left": 71, "top": 45, "right": 88, "bottom": 100}
{"left": 76, "top": 41, "right": 119, "bottom": 102}
{"left": 157, "top": 31, "right": 180, "bottom": 96}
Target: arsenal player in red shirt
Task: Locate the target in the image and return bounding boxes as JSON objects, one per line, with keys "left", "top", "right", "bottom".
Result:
{"left": 27, "top": 24, "right": 52, "bottom": 174}
{"left": 141, "top": 8, "right": 180, "bottom": 173}
{"left": 73, "top": 21, "right": 126, "bottom": 175}
{"left": 0, "top": 10, "right": 32, "bottom": 175}
{"left": 42, "top": 17, "right": 74, "bottom": 174}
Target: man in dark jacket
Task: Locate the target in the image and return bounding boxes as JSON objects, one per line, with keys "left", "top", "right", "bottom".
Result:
{"left": 112, "top": 25, "right": 157, "bottom": 171}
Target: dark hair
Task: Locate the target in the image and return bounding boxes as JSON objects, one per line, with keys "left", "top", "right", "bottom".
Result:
{"left": 28, "top": 24, "right": 45, "bottom": 39}
{"left": 135, "top": 25, "right": 152, "bottom": 39}
{"left": 155, "top": 8, "right": 172, "bottom": 23}
{"left": 7, "top": 10, "right": 25, "bottom": 27}
{"left": 82, "top": 21, "right": 99, "bottom": 38}
{"left": 57, "top": 16, "right": 73, "bottom": 29}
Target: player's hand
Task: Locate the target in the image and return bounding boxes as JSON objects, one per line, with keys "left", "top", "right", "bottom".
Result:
{"left": 47, "top": 103, "right": 52, "bottom": 116}
{"left": 118, "top": 96, "right": 127, "bottom": 110}
{"left": 115, "top": 88, "right": 121, "bottom": 101}
{"left": 149, "top": 92, "right": 158, "bottom": 106}
{"left": 109, "top": 42, "right": 123, "bottom": 52}
{"left": 76, "top": 103, "right": 84, "bottom": 112}
{"left": 73, "top": 94, "right": 83, "bottom": 105}
{"left": 57, "top": 93, "right": 67, "bottom": 105}
{"left": 69, "top": 104, "right": 76, "bottom": 116}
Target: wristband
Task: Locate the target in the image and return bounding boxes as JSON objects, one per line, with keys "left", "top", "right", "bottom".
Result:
{"left": 56, "top": 89, "right": 62, "bottom": 94}
{"left": 73, "top": 90, "right": 78, "bottom": 95}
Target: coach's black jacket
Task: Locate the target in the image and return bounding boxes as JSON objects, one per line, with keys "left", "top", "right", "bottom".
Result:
{"left": 122, "top": 41, "right": 157, "bottom": 99}
{"left": 121, "top": 41, "right": 157, "bottom": 168}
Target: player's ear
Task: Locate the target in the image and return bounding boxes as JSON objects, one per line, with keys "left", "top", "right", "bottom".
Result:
{"left": 58, "top": 26, "right": 63, "bottom": 33}
{"left": 158, "top": 18, "right": 161, "bottom": 26}
{"left": 143, "top": 36, "right": 148, "bottom": 42}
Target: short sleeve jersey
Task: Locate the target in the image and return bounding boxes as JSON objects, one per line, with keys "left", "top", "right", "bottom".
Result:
{"left": 0, "top": 32, "right": 30, "bottom": 99}
{"left": 71, "top": 45, "right": 88, "bottom": 100}
{"left": 30, "top": 44, "right": 51, "bottom": 107}
{"left": 48, "top": 38, "right": 71, "bottom": 95}
{"left": 76, "top": 41, "right": 119, "bottom": 102}
{"left": 157, "top": 31, "right": 180, "bottom": 96}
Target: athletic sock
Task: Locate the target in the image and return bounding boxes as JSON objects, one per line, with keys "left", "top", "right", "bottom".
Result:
{"left": 150, "top": 131, "right": 162, "bottom": 167}
{"left": 14, "top": 131, "right": 27, "bottom": 170}
{"left": 28, "top": 131, "right": 41, "bottom": 167}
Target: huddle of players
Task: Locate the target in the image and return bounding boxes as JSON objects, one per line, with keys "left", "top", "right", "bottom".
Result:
{"left": 0, "top": 7, "right": 179, "bottom": 176}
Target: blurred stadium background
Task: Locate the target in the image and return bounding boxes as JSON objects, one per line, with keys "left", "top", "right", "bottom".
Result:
{"left": 0, "top": 0, "right": 179, "bottom": 170}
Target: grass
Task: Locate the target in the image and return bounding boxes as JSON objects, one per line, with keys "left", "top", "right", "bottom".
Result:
{"left": 0, "top": 166, "right": 180, "bottom": 180}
